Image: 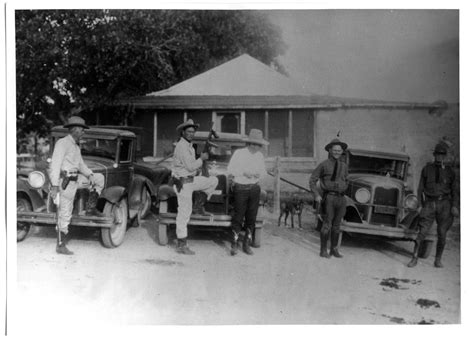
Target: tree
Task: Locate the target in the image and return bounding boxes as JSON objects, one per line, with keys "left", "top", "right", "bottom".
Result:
{"left": 15, "top": 10, "right": 287, "bottom": 151}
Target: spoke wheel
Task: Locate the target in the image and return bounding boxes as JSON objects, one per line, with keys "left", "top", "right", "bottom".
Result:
{"left": 101, "top": 199, "right": 128, "bottom": 248}
{"left": 17, "top": 197, "right": 32, "bottom": 242}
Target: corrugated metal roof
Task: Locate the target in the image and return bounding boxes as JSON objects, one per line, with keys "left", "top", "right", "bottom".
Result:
{"left": 147, "top": 54, "right": 311, "bottom": 97}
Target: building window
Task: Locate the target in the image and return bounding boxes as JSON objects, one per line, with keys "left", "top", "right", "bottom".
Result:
{"left": 213, "top": 111, "right": 245, "bottom": 135}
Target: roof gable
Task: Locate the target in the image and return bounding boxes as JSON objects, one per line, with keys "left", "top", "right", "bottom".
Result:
{"left": 147, "top": 54, "right": 311, "bottom": 97}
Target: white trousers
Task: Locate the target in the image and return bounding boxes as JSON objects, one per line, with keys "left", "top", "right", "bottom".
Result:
{"left": 57, "top": 173, "right": 105, "bottom": 233}
{"left": 175, "top": 176, "right": 218, "bottom": 239}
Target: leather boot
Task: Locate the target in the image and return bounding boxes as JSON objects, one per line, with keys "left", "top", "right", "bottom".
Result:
{"left": 242, "top": 230, "right": 254, "bottom": 255}
{"left": 56, "top": 231, "right": 74, "bottom": 255}
{"left": 176, "top": 238, "right": 195, "bottom": 255}
{"left": 407, "top": 240, "right": 420, "bottom": 268}
{"left": 192, "top": 192, "right": 213, "bottom": 216}
{"left": 330, "top": 230, "right": 343, "bottom": 258}
{"left": 319, "top": 231, "right": 330, "bottom": 258}
{"left": 230, "top": 231, "right": 239, "bottom": 256}
{"left": 85, "top": 190, "right": 104, "bottom": 217}
{"left": 434, "top": 240, "right": 445, "bottom": 268}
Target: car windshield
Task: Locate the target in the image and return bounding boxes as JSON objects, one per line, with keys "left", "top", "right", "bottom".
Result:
{"left": 79, "top": 138, "right": 117, "bottom": 160}
{"left": 349, "top": 154, "right": 407, "bottom": 180}
{"left": 194, "top": 140, "right": 246, "bottom": 163}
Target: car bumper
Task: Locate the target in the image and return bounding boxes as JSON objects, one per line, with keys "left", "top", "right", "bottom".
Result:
{"left": 158, "top": 213, "right": 263, "bottom": 228}
{"left": 17, "top": 211, "right": 114, "bottom": 228}
{"left": 341, "top": 220, "right": 437, "bottom": 241}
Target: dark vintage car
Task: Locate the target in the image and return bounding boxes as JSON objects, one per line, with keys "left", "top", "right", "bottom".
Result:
{"left": 16, "top": 126, "right": 170, "bottom": 247}
{"left": 318, "top": 148, "right": 436, "bottom": 258}
{"left": 155, "top": 131, "right": 267, "bottom": 247}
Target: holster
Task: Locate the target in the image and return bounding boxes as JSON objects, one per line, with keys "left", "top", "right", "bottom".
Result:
{"left": 169, "top": 176, "right": 194, "bottom": 193}
{"left": 60, "top": 170, "right": 78, "bottom": 190}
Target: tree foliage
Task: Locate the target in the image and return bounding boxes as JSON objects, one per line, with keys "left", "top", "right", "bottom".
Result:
{"left": 16, "top": 10, "right": 287, "bottom": 147}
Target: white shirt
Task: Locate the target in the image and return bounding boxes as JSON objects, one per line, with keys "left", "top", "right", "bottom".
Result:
{"left": 171, "top": 137, "right": 203, "bottom": 178}
{"left": 49, "top": 134, "right": 93, "bottom": 186}
{"left": 227, "top": 147, "right": 266, "bottom": 185}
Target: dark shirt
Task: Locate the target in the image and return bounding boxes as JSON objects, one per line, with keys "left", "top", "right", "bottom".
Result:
{"left": 309, "top": 158, "right": 348, "bottom": 197}
{"left": 418, "top": 162, "right": 459, "bottom": 207}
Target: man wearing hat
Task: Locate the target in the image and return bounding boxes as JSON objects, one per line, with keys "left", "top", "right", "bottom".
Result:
{"left": 407, "top": 142, "right": 459, "bottom": 268}
{"left": 309, "top": 138, "right": 349, "bottom": 259}
{"left": 227, "top": 129, "right": 268, "bottom": 256}
{"left": 171, "top": 119, "right": 219, "bottom": 255}
{"left": 49, "top": 116, "right": 105, "bottom": 255}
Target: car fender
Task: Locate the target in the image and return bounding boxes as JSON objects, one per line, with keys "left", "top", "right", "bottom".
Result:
{"left": 17, "top": 179, "right": 45, "bottom": 211}
{"left": 344, "top": 195, "right": 363, "bottom": 223}
{"left": 101, "top": 186, "right": 127, "bottom": 205}
{"left": 400, "top": 210, "right": 420, "bottom": 229}
{"left": 129, "top": 175, "right": 156, "bottom": 210}
{"left": 157, "top": 184, "right": 176, "bottom": 201}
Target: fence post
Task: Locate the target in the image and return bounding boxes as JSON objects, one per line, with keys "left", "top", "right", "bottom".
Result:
{"left": 273, "top": 156, "right": 281, "bottom": 216}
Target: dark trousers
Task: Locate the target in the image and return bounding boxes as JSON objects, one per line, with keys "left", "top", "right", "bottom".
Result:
{"left": 231, "top": 184, "right": 261, "bottom": 235}
{"left": 416, "top": 199, "right": 453, "bottom": 251}
{"left": 321, "top": 194, "right": 346, "bottom": 235}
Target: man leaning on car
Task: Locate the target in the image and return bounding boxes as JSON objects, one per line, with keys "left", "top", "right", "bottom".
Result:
{"left": 49, "top": 116, "right": 104, "bottom": 255}
{"left": 407, "top": 142, "right": 460, "bottom": 268}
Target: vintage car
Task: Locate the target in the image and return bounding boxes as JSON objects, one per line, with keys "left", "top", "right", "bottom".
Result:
{"left": 155, "top": 131, "right": 267, "bottom": 247}
{"left": 16, "top": 126, "right": 170, "bottom": 248}
{"left": 318, "top": 148, "right": 436, "bottom": 258}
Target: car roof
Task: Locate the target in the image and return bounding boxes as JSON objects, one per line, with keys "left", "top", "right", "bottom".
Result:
{"left": 51, "top": 126, "right": 136, "bottom": 139}
{"left": 348, "top": 148, "right": 410, "bottom": 161}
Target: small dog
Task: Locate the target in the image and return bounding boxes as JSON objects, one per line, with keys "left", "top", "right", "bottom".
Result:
{"left": 278, "top": 197, "right": 304, "bottom": 229}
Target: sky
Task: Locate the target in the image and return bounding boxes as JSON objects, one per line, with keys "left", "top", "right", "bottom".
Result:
{"left": 265, "top": 10, "right": 459, "bottom": 103}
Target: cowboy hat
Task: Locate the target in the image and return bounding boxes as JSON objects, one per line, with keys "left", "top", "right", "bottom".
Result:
{"left": 63, "top": 116, "right": 89, "bottom": 129}
{"left": 324, "top": 138, "right": 348, "bottom": 151}
{"left": 176, "top": 119, "right": 200, "bottom": 132}
{"left": 244, "top": 129, "right": 269, "bottom": 146}
{"left": 433, "top": 142, "right": 448, "bottom": 155}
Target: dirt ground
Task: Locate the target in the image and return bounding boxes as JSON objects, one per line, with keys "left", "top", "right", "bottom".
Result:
{"left": 13, "top": 207, "right": 460, "bottom": 329}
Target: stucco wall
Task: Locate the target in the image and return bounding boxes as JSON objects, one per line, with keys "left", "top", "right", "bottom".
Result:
{"left": 314, "top": 105, "right": 459, "bottom": 190}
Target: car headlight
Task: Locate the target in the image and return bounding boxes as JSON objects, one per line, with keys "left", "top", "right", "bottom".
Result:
{"left": 355, "top": 188, "right": 371, "bottom": 204}
{"left": 28, "top": 171, "right": 45, "bottom": 189}
{"left": 404, "top": 194, "right": 418, "bottom": 210}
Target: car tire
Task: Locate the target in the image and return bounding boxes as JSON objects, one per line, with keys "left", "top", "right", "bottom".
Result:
{"left": 158, "top": 222, "right": 168, "bottom": 246}
{"left": 17, "top": 196, "right": 32, "bottom": 242}
{"left": 418, "top": 240, "right": 434, "bottom": 259}
{"left": 101, "top": 199, "right": 128, "bottom": 248}
{"left": 137, "top": 186, "right": 151, "bottom": 220}
{"left": 252, "top": 227, "right": 262, "bottom": 248}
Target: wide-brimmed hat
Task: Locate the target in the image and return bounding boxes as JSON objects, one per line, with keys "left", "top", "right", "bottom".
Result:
{"left": 244, "top": 129, "right": 269, "bottom": 146}
{"left": 433, "top": 142, "right": 448, "bottom": 155}
{"left": 176, "top": 119, "right": 200, "bottom": 132}
{"left": 63, "top": 116, "right": 89, "bottom": 129}
{"left": 325, "top": 138, "right": 348, "bottom": 151}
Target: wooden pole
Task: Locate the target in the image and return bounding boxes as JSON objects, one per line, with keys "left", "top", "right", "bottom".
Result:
{"left": 288, "top": 110, "right": 293, "bottom": 157}
{"left": 273, "top": 156, "right": 281, "bottom": 216}
{"left": 153, "top": 112, "right": 158, "bottom": 157}
{"left": 313, "top": 109, "right": 318, "bottom": 159}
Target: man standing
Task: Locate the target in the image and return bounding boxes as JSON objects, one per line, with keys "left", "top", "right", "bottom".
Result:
{"left": 171, "top": 119, "right": 218, "bottom": 255}
{"left": 227, "top": 129, "right": 268, "bottom": 256}
{"left": 309, "top": 138, "right": 349, "bottom": 259}
{"left": 49, "top": 116, "right": 104, "bottom": 255}
{"left": 407, "top": 142, "right": 460, "bottom": 268}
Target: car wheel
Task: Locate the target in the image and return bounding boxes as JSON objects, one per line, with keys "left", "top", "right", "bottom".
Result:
{"left": 17, "top": 196, "right": 32, "bottom": 242}
{"left": 252, "top": 227, "right": 262, "bottom": 248}
{"left": 418, "top": 240, "right": 434, "bottom": 259}
{"left": 101, "top": 199, "right": 128, "bottom": 248}
{"left": 138, "top": 186, "right": 152, "bottom": 220}
{"left": 158, "top": 222, "right": 168, "bottom": 246}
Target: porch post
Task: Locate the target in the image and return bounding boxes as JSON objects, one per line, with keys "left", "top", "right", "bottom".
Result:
{"left": 313, "top": 109, "right": 318, "bottom": 159}
{"left": 264, "top": 110, "right": 269, "bottom": 139}
{"left": 288, "top": 110, "right": 293, "bottom": 157}
{"left": 153, "top": 111, "right": 158, "bottom": 157}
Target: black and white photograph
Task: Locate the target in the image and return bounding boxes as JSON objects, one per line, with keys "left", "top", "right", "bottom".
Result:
{"left": 3, "top": 0, "right": 473, "bottom": 334}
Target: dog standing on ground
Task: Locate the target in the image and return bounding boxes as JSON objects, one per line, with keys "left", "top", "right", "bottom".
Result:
{"left": 278, "top": 197, "right": 304, "bottom": 229}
